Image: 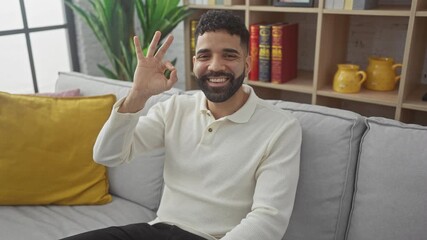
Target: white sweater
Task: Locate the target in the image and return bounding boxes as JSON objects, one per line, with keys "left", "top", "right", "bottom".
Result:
{"left": 94, "top": 85, "right": 301, "bottom": 240}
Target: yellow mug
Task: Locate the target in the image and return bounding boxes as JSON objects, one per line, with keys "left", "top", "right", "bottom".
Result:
{"left": 365, "top": 57, "right": 402, "bottom": 91}
{"left": 333, "top": 64, "right": 367, "bottom": 93}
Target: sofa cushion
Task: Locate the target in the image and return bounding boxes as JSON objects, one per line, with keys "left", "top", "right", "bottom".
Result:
{"left": 56, "top": 72, "right": 182, "bottom": 211}
{"left": 346, "top": 117, "right": 427, "bottom": 240}
{"left": 0, "top": 92, "right": 114, "bottom": 205}
{"left": 274, "top": 101, "right": 366, "bottom": 240}
{"left": 0, "top": 196, "right": 156, "bottom": 240}
{"left": 35, "top": 88, "right": 81, "bottom": 97}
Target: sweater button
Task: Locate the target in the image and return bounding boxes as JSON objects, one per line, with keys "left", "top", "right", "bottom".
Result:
{"left": 208, "top": 128, "right": 213, "bottom": 132}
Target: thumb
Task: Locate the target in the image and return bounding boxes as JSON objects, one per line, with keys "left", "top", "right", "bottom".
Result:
{"left": 166, "top": 69, "right": 178, "bottom": 89}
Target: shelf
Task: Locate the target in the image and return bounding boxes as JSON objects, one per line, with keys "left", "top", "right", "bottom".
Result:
{"left": 187, "top": 4, "right": 246, "bottom": 10}
{"left": 323, "top": 5, "right": 411, "bottom": 17}
{"left": 249, "top": 6, "right": 319, "bottom": 13}
{"left": 246, "top": 70, "right": 313, "bottom": 94}
{"left": 183, "top": 1, "right": 427, "bottom": 125}
{"left": 402, "top": 84, "right": 427, "bottom": 111}
{"left": 416, "top": 11, "right": 427, "bottom": 17}
{"left": 317, "top": 87, "right": 398, "bottom": 107}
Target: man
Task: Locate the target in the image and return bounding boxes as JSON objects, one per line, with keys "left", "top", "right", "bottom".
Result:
{"left": 63, "top": 10, "right": 301, "bottom": 240}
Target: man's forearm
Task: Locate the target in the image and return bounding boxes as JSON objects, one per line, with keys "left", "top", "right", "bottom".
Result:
{"left": 118, "top": 90, "right": 151, "bottom": 113}
{"left": 94, "top": 99, "right": 141, "bottom": 167}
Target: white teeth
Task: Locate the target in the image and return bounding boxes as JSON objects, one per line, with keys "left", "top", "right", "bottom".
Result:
{"left": 208, "top": 78, "right": 227, "bottom": 83}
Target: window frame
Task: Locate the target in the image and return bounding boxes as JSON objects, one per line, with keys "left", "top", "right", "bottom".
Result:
{"left": 0, "top": 0, "right": 79, "bottom": 93}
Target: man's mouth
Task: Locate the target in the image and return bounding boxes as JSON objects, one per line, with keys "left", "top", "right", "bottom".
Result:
{"left": 208, "top": 77, "right": 228, "bottom": 83}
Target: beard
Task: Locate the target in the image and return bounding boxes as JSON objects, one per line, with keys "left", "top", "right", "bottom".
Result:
{"left": 196, "top": 69, "right": 246, "bottom": 103}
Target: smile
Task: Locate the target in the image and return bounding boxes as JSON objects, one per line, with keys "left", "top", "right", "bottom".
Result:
{"left": 208, "top": 77, "right": 228, "bottom": 83}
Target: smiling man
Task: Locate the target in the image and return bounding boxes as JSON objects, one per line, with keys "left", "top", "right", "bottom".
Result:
{"left": 62, "top": 10, "right": 302, "bottom": 240}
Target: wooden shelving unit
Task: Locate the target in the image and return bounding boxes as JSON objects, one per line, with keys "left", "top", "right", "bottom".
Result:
{"left": 183, "top": 0, "right": 427, "bottom": 126}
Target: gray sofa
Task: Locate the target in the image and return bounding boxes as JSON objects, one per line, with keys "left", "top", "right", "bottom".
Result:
{"left": 1, "top": 71, "right": 426, "bottom": 240}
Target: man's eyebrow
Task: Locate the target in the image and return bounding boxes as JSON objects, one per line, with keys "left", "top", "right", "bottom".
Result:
{"left": 223, "top": 48, "right": 240, "bottom": 54}
{"left": 196, "top": 49, "right": 210, "bottom": 55}
{"left": 196, "top": 48, "right": 241, "bottom": 55}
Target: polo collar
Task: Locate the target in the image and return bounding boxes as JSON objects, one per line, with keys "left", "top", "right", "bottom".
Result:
{"left": 199, "top": 84, "right": 258, "bottom": 123}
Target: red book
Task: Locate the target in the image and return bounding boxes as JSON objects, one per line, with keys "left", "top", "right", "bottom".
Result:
{"left": 271, "top": 23, "right": 298, "bottom": 84}
{"left": 249, "top": 24, "right": 260, "bottom": 81}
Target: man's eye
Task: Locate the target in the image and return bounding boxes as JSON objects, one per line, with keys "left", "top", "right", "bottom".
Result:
{"left": 224, "top": 54, "right": 237, "bottom": 59}
{"left": 197, "top": 55, "right": 209, "bottom": 60}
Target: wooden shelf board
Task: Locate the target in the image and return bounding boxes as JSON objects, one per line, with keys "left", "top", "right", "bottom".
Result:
{"left": 402, "top": 84, "right": 427, "bottom": 111}
{"left": 317, "top": 87, "right": 398, "bottom": 106}
{"left": 246, "top": 70, "right": 313, "bottom": 94}
{"left": 323, "top": 5, "right": 411, "bottom": 17}
{"left": 188, "top": 4, "right": 246, "bottom": 10}
{"left": 416, "top": 11, "right": 427, "bottom": 17}
{"left": 249, "top": 6, "right": 319, "bottom": 13}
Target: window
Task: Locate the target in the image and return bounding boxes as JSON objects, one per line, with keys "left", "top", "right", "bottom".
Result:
{"left": 0, "top": 0, "right": 79, "bottom": 93}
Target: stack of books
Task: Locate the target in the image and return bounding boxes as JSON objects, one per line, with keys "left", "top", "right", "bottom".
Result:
{"left": 249, "top": 22, "right": 299, "bottom": 84}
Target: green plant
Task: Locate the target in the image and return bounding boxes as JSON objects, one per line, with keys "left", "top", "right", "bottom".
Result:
{"left": 65, "top": 0, "right": 191, "bottom": 81}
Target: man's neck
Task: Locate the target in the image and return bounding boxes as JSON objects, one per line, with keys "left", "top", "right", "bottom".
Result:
{"left": 207, "top": 87, "right": 249, "bottom": 119}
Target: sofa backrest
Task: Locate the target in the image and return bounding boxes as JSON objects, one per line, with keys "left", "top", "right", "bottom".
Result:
{"left": 273, "top": 101, "right": 366, "bottom": 240}
{"left": 56, "top": 72, "right": 181, "bottom": 211}
{"left": 346, "top": 117, "right": 427, "bottom": 240}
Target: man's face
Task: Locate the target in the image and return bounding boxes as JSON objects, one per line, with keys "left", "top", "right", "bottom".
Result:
{"left": 193, "top": 30, "right": 250, "bottom": 103}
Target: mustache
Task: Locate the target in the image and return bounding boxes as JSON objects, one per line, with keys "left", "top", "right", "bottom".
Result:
{"left": 199, "top": 71, "right": 234, "bottom": 81}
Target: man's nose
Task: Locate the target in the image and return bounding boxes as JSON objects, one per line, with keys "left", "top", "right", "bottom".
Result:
{"left": 207, "top": 56, "right": 225, "bottom": 72}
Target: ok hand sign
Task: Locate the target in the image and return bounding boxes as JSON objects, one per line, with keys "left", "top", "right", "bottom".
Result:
{"left": 119, "top": 31, "right": 177, "bottom": 113}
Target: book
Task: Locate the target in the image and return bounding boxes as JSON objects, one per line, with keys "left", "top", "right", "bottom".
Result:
{"left": 223, "top": 0, "right": 244, "bottom": 5}
{"left": 344, "top": 0, "right": 354, "bottom": 10}
{"left": 353, "top": 0, "right": 377, "bottom": 10}
{"left": 249, "top": 24, "right": 260, "bottom": 81}
{"left": 190, "top": 19, "right": 198, "bottom": 66}
{"left": 324, "top": 0, "right": 334, "bottom": 9}
{"left": 258, "top": 24, "right": 272, "bottom": 82}
{"left": 333, "top": 0, "right": 344, "bottom": 9}
{"left": 271, "top": 23, "right": 298, "bottom": 84}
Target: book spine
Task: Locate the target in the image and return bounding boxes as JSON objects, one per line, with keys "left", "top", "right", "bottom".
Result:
{"left": 324, "top": 0, "right": 334, "bottom": 9}
{"left": 190, "top": 20, "right": 198, "bottom": 67}
{"left": 258, "top": 24, "right": 271, "bottom": 82}
{"left": 344, "top": 0, "right": 354, "bottom": 10}
{"left": 249, "top": 24, "right": 260, "bottom": 81}
{"left": 333, "top": 0, "right": 345, "bottom": 9}
{"left": 223, "top": 0, "right": 244, "bottom": 5}
{"left": 271, "top": 23, "right": 298, "bottom": 84}
{"left": 271, "top": 24, "right": 283, "bottom": 84}
{"left": 353, "top": 0, "right": 378, "bottom": 9}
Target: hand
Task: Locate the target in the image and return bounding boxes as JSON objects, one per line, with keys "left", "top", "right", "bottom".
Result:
{"left": 119, "top": 31, "right": 177, "bottom": 113}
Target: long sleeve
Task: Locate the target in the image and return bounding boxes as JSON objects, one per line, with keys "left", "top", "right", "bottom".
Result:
{"left": 220, "top": 117, "right": 301, "bottom": 240}
{"left": 93, "top": 97, "right": 166, "bottom": 167}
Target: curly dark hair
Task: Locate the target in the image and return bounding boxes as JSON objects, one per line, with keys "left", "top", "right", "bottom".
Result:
{"left": 195, "top": 10, "right": 249, "bottom": 53}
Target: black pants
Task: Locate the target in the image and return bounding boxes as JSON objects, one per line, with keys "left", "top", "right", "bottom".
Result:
{"left": 60, "top": 223, "right": 207, "bottom": 240}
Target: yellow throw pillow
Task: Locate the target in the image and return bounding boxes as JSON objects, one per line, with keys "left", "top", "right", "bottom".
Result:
{"left": 0, "top": 91, "right": 115, "bottom": 205}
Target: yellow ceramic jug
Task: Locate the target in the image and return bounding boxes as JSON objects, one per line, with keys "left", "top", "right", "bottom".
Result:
{"left": 365, "top": 57, "right": 402, "bottom": 91}
{"left": 333, "top": 64, "right": 367, "bottom": 93}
